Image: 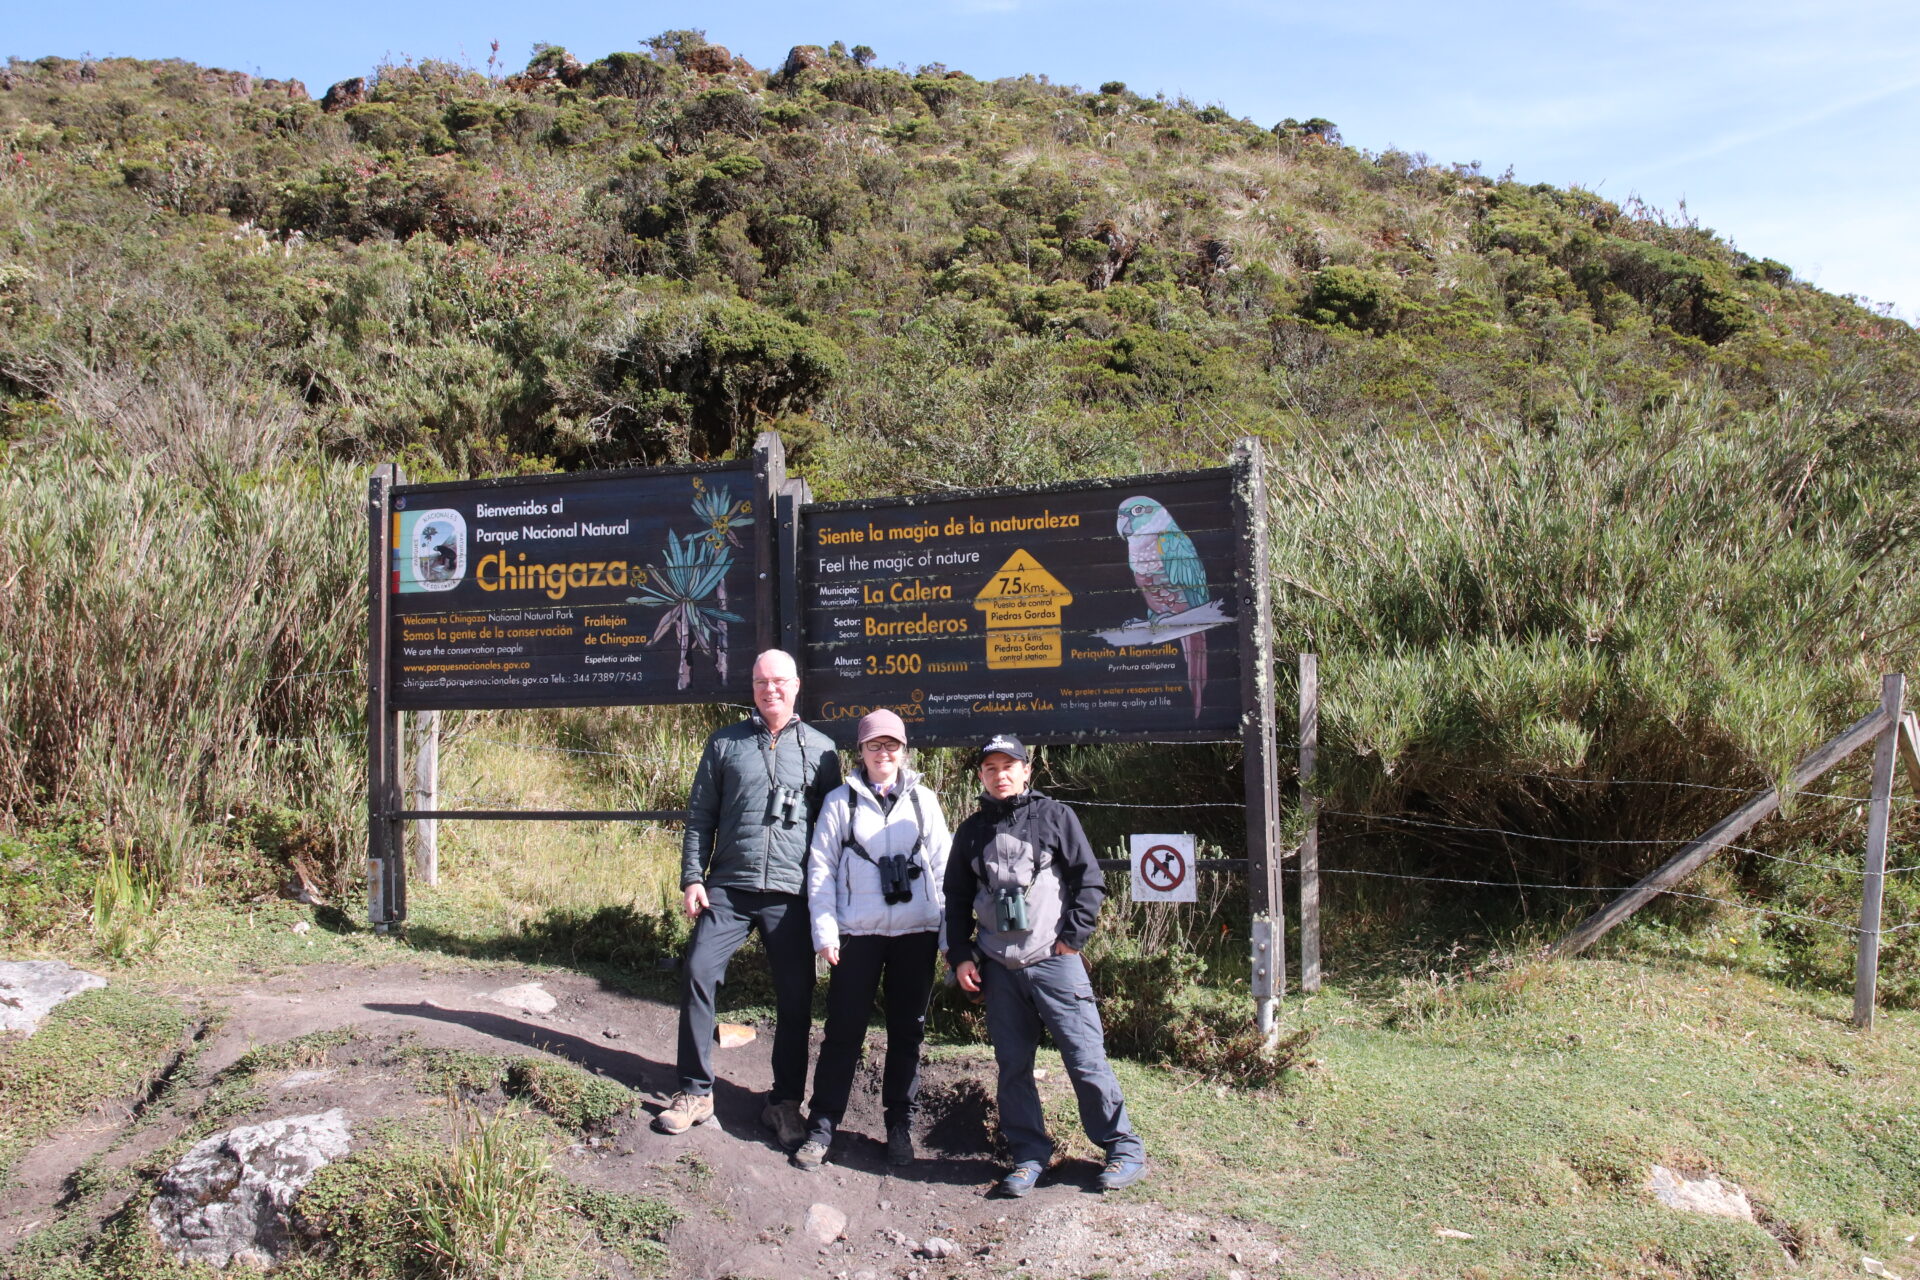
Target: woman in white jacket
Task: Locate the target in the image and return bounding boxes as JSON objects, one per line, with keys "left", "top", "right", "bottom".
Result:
{"left": 791, "top": 708, "right": 951, "bottom": 1171}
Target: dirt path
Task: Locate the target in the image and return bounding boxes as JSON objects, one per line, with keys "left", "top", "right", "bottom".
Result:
{"left": 3, "top": 962, "right": 1297, "bottom": 1279}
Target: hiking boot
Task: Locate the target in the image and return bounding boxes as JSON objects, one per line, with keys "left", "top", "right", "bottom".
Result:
{"left": 761, "top": 1098, "right": 806, "bottom": 1150}
{"left": 1097, "top": 1153, "right": 1148, "bottom": 1191}
{"left": 886, "top": 1122, "right": 915, "bottom": 1167}
{"left": 653, "top": 1091, "right": 714, "bottom": 1135}
{"left": 995, "top": 1160, "right": 1043, "bottom": 1198}
{"left": 790, "top": 1138, "right": 828, "bottom": 1171}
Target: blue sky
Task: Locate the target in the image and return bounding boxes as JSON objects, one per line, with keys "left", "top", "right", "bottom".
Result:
{"left": 15, "top": 0, "right": 1918, "bottom": 320}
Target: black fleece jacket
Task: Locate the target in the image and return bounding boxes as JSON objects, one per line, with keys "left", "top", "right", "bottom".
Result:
{"left": 942, "top": 788, "right": 1106, "bottom": 968}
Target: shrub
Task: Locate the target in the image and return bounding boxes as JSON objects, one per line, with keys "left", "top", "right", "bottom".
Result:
{"left": 1090, "top": 941, "right": 1310, "bottom": 1086}
{"left": 1303, "top": 264, "right": 1403, "bottom": 332}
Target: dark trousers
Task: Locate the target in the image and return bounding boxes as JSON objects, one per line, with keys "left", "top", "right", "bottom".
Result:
{"left": 675, "top": 884, "right": 815, "bottom": 1103}
{"left": 805, "top": 930, "right": 939, "bottom": 1144}
{"left": 981, "top": 952, "right": 1143, "bottom": 1166}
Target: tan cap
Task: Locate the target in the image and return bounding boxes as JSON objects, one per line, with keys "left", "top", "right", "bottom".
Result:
{"left": 855, "top": 708, "right": 907, "bottom": 746}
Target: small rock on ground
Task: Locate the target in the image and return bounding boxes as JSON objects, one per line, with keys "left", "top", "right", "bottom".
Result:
{"left": 1647, "top": 1164, "right": 1754, "bottom": 1221}
{"left": 0, "top": 960, "right": 107, "bottom": 1035}
{"left": 804, "top": 1202, "right": 848, "bottom": 1244}
{"left": 484, "top": 982, "right": 557, "bottom": 1014}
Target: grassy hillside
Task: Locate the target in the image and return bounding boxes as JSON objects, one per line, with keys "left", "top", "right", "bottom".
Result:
{"left": 0, "top": 39, "right": 1915, "bottom": 989}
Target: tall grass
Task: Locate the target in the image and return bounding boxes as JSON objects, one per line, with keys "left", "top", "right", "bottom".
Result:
{"left": 1249, "top": 378, "right": 1920, "bottom": 924}
{"left": 413, "top": 1103, "right": 552, "bottom": 1280}
{"left": 0, "top": 436, "right": 366, "bottom": 891}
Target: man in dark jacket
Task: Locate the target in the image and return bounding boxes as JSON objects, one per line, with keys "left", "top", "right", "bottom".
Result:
{"left": 944, "top": 734, "right": 1147, "bottom": 1196}
{"left": 655, "top": 649, "right": 842, "bottom": 1147}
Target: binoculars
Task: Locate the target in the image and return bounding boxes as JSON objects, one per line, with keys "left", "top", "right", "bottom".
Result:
{"left": 993, "top": 886, "right": 1030, "bottom": 932}
{"left": 878, "top": 853, "right": 922, "bottom": 905}
{"left": 767, "top": 785, "right": 803, "bottom": 827}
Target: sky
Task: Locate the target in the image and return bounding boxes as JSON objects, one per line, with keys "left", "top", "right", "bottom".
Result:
{"left": 13, "top": 0, "right": 1917, "bottom": 320}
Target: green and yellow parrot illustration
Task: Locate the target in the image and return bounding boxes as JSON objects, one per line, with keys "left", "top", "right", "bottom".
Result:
{"left": 1116, "top": 494, "right": 1212, "bottom": 718}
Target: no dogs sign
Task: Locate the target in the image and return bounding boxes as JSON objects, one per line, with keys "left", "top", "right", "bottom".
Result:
{"left": 1130, "top": 833, "right": 1196, "bottom": 903}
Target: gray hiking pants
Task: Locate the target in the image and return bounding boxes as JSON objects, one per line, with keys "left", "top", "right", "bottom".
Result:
{"left": 981, "top": 952, "right": 1144, "bottom": 1166}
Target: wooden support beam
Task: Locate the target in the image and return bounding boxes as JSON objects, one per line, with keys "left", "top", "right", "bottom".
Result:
{"left": 751, "top": 432, "right": 786, "bottom": 655}
{"left": 1554, "top": 700, "right": 1896, "bottom": 957}
{"left": 1898, "top": 711, "right": 1920, "bottom": 795}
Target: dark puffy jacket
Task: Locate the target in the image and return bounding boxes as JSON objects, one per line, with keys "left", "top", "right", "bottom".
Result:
{"left": 943, "top": 789, "right": 1106, "bottom": 969}
{"left": 680, "top": 715, "right": 843, "bottom": 895}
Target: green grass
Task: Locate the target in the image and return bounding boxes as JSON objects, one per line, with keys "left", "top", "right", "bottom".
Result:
{"left": 1117, "top": 956, "right": 1920, "bottom": 1279}
{"left": 0, "top": 984, "right": 195, "bottom": 1180}
{"left": 277, "top": 1112, "right": 678, "bottom": 1280}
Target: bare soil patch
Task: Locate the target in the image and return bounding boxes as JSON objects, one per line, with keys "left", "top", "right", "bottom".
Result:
{"left": 1, "top": 961, "right": 1298, "bottom": 1279}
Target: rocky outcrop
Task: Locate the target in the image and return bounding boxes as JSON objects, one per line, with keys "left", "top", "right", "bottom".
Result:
{"left": 319, "top": 78, "right": 366, "bottom": 113}
{"left": 149, "top": 1110, "right": 352, "bottom": 1268}
{"left": 779, "top": 46, "right": 829, "bottom": 80}
{"left": 683, "top": 44, "right": 734, "bottom": 75}
{"left": 0, "top": 960, "right": 107, "bottom": 1035}
{"left": 258, "top": 78, "right": 309, "bottom": 101}
{"left": 201, "top": 69, "right": 252, "bottom": 96}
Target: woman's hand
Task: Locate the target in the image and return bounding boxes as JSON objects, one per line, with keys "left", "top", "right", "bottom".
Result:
{"left": 956, "top": 960, "right": 981, "bottom": 992}
{"left": 818, "top": 946, "right": 840, "bottom": 966}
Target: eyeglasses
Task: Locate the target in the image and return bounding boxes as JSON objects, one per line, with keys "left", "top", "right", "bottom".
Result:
{"left": 752, "top": 676, "right": 797, "bottom": 689}
{"left": 861, "top": 739, "right": 904, "bottom": 754}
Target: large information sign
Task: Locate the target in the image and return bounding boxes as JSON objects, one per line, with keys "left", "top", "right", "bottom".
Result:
{"left": 386, "top": 463, "right": 760, "bottom": 710}
{"left": 796, "top": 469, "right": 1243, "bottom": 745}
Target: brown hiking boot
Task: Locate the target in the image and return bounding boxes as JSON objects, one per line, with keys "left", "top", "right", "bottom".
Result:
{"left": 654, "top": 1091, "right": 714, "bottom": 1134}
{"left": 790, "top": 1138, "right": 828, "bottom": 1171}
{"left": 761, "top": 1098, "right": 805, "bottom": 1150}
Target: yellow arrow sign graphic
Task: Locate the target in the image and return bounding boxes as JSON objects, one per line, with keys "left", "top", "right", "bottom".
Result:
{"left": 973, "top": 549, "right": 1074, "bottom": 629}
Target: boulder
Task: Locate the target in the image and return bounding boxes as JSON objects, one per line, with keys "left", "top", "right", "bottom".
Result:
{"left": 320, "top": 78, "right": 366, "bottom": 113}
{"left": 149, "top": 1110, "right": 352, "bottom": 1268}
{"left": 683, "top": 45, "right": 733, "bottom": 75}
{"left": 0, "top": 960, "right": 107, "bottom": 1035}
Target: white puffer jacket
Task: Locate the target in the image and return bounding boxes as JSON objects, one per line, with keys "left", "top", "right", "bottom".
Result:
{"left": 806, "top": 767, "right": 951, "bottom": 952}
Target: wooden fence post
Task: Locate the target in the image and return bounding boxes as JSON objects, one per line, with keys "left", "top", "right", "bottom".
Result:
{"left": 1231, "top": 439, "right": 1284, "bottom": 1033}
{"left": 1854, "top": 673, "right": 1906, "bottom": 1029}
{"left": 1299, "top": 653, "right": 1321, "bottom": 993}
{"left": 365, "top": 463, "right": 406, "bottom": 932}
{"left": 413, "top": 711, "right": 439, "bottom": 887}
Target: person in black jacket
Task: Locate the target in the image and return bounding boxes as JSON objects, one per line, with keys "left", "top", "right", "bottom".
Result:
{"left": 654, "top": 649, "right": 842, "bottom": 1148}
{"left": 943, "top": 734, "right": 1147, "bottom": 1197}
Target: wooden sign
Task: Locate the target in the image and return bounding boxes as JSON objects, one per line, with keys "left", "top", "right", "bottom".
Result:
{"left": 793, "top": 468, "right": 1244, "bottom": 746}
{"left": 384, "top": 462, "right": 762, "bottom": 710}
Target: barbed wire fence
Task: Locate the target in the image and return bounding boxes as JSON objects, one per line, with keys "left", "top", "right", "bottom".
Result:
{"left": 272, "top": 663, "right": 1918, "bottom": 1021}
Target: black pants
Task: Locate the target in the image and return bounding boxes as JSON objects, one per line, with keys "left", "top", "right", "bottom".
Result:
{"left": 804, "top": 930, "right": 939, "bottom": 1145}
{"left": 675, "top": 884, "right": 815, "bottom": 1103}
